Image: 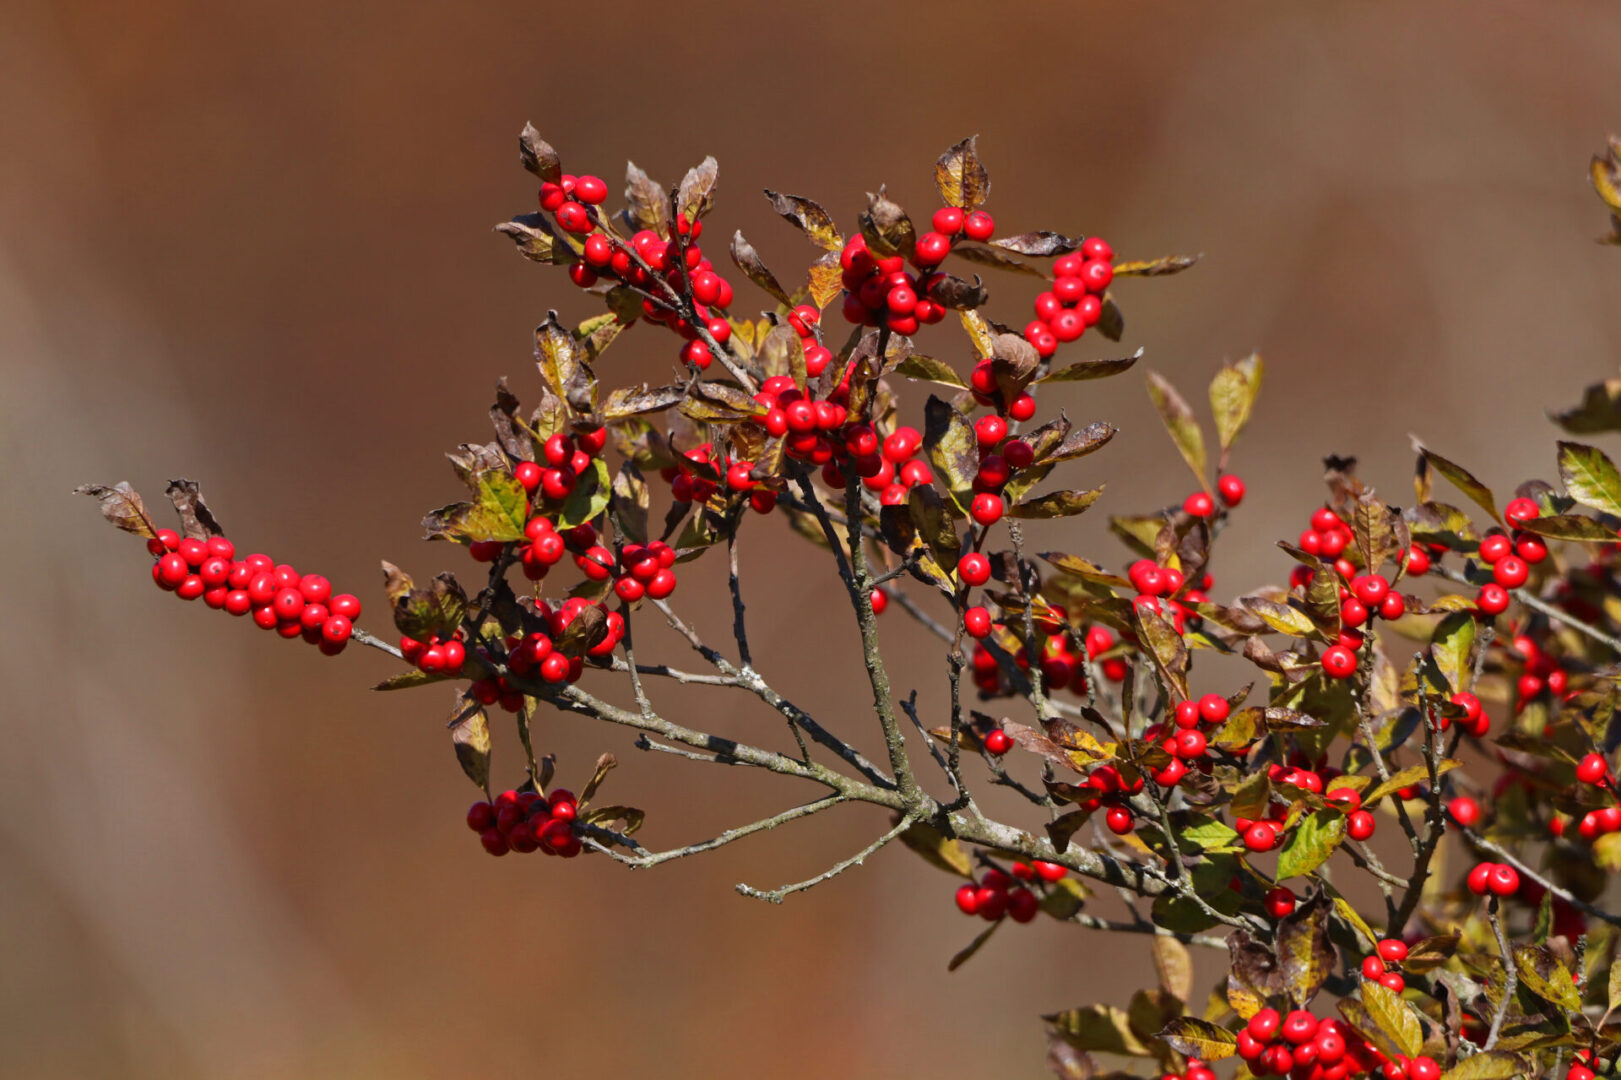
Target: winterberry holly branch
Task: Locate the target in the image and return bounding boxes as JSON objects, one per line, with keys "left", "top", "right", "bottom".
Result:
{"left": 80, "top": 130, "right": 1621, "bottom": 1080}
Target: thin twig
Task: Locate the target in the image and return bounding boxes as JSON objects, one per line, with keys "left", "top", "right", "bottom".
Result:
{"left": 1484, "top": 897, "right": 1516, "bottom": 1051}
{"left": 736, "top": 812, "right": 915, "bottom": 903}
{"left": 580, "top": 794, "right": 846, "bottom": 868}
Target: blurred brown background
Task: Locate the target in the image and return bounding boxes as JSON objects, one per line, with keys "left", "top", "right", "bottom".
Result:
{"left": 5, "top": 2, "right": 1621, "bottom": 1078}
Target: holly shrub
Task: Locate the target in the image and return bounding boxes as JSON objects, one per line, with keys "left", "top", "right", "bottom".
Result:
{"left": 79, "top": 131, "right": 1621, "bottom": 1080}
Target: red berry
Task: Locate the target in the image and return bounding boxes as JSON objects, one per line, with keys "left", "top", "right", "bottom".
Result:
{"left": 1347, "top": 810, "right": 1376, "bottom": 841}
{"left": 1493, "top": 555, "right": 1528, "bottom": 589}
{"left": 1217, "top": 474, "right": 1246, "bottom": 506}
{"left": 963, "top": 211, "right": 995, "bottom": 242}
{"left": 1183, "top": 492, "right": 1216, "bottom": 518}
{"left": 1477, "top": 584, "right": 1510, "bottom": 615}
{"left": 1350, "top": 574, "right": 1389, "bottom": 607}
{"left": 970, "top": 493, "right": 1003, "bottom": 527}
{"left": 964, "top": 606, "right": 992, "bottom": 638}
{"left": 1577, "top": 753, "right": 1609, "bottom": 785}
{"left": 1478, "top": 533, "right": 1512, "bottom": 564}
{"left": 932, "top": 207, "right": 965, "bottom": 235}
{"left": 1504, "top": 497, "right": 1540, "bottom": 526}
{"left": 1403, "top": 545, "right": 1430, "bottom": 576}
{"left": 1247, "top": 1008, "right": 1281, "bottom": 1042}
{"left": 1105, "top": 806, "right": 1134, "bottom": 835}
{"left": 958, "top": 552, "right": 992, "bottom": 587}
{"left": 983, "top": 728, "right": 1012, "bottom": 756}
{"left": 1488, "top": 863, "right": 1520, "bottom": 896}
{"left": 1467, "top": 862, "right": 1494, "bottom": 895}
{"left": 1243, "top": 821, "right": 1278, "bottom": 852}
{"left": 954, "top": 883, "right": 979, "bottom": 915}
{"left": 1264, "top": 886, "right": 1296, "bottom": 918}
{"left": 1362, "top": 955, "right": 1387, "bottom": 979}
{"left": 1448, "top": 796, "right": 1481, "bottom": 827}
{"left": 975, "top": 415, "right": 1007, "bottom": 447}
{"left": 1321, "top": 645, "right": 1358, "bottom": 679}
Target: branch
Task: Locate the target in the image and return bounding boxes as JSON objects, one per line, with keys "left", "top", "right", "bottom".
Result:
{"left": 1484, "top": 896, "right": 1516, "bottom": 1051}
{"left": 650, "top": 597, "right": 891, "bottom": 787}
{"left": 580, "top": 794, "right": 846, "bottom": 868}
{"left": 736, "top": 811, "right": 915, "bottom": 903}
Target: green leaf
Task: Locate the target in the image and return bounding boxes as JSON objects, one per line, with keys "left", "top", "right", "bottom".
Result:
{"left": 764, "top": 190, "right": 841, "bottom": 251}
{"left": 1039, "top": 876, "right": 1091, "bottom": 920}
{"left": 1550, "top": 378, "right": 1621, "bottom": 436}
{"left": 1438, "top": 1052, "right": 1528, "bottom": 1080}
{"left": 450, "top": 699, "right": 491, "bottom": 796}
{"left": 1153, "top": 937, "right": 1195, "bottom": 1003}
{"left": 894, "top": 354, "right": 968, "bottom": 388}
{"left": 1415, "top": 442, "right": 1499, "bottom": 523}
{"left": 923, "top": 395, "right": 979, "bottom": 511}
{"left": 1242, "top": 596, "right": 1317, "bottom": 638}
{"left": 934, "top": 135, "right": 991, "bottom": 211}
{"left": 382, "top": 562, "right": 468, "bottom": 642}
{"left": 1155, "top": 1017, "right": 1237, "bottom": 1061}
{"left": 1147, "top": 371, "right": 1208, "bottom": 491}
{"left": 372, "top": 669, "right": 455, "bottom": 691}
{"left": 1209, "top": 353, "right": 1263, "bottom": 454}
{"left": 554, "top": 457, "right": 611, "bottom": 530}
{"left": 1608, "top": 938, "right": 1621, "bottom": 1016}
{"left": 1513, "top": 944, "right": 1582, "bottom": 1013}
{"left": 1045, "top": 1004, "right": 1151, "bottom": 1056}
{"left": 1038, "top": 352, "right": 1142, "bottom": 383}
{"left": 1431, "top": 612, "right": 1476, "bottom": 695}
{"left": 1559, "top": 441, "right": 1621, "bottom": 517}
{"left": 1354, "top": 979, "right": 1423, "bottom": 1057}
{"left": 729, "top": 229, "right": 792, "bottom": 307}
{"left": 899, "top": 820, "right": 974, "bottom": 878}
{"left": 1276, "top": 892, "right": 1336, "bottom": 1006}
{"left": 949, "top": 921, "right": 1000, "bottom": 972}
{"left": 1363, "top": 760, "right": 1460, "bottom": 806}
{"left": 1114, "top": 254, "right": 1201, "bottom": 277}
{"left": 1330, "top": 891, "right": 1380, "bottom": 949}
{"left": 422, "top": 449, "right": 530, "bottom": 544}
{"left": 1009, "top": 486, "right": 1105, "bottom": 519}
{"left": 1519, "top": 514, "right": 1617, "bottom": 542}
{"left": 1170, "top": 814, "right": 1241, "bottom": 854}
{"left": 1276, "top": 810, "right": 1346, "bottom": 880}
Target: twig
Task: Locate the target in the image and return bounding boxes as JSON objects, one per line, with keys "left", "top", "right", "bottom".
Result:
{"left": 736, "top": 812, "right": 915, "bottom": 903}
{"left": 580, "top": 794, "right": 846, "bottom": 868}
{"left": 1484, "top": 897, "right": 1516, "bottom": 1051}
{"left": 1464, "top": 831, "right": 1621, "bottom": 928}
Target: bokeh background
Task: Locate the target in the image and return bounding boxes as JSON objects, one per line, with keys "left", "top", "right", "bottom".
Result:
{"left": 5, "top": 3, "right": 1621, "bottom": 1077}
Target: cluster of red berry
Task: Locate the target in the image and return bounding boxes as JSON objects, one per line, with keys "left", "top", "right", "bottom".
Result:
{"left": 1143, "top": 693, "right": 1232, "bottom": 786}
{"left": 401, "top": 630, "right": 468, "bottom": 675}
{"left": 949, "top": 859, "right": 1063, "bottom": 923}
{"left": 1357, "top": 937, "right": 1412, "bottom": 993}
{"left": 1127, "top": 558, "right": 1212, "bottom": 635}
{"left": 1502, "top": 628, "right": 1569, "bottom": 707}
{"left": 541, "top": 170, "right": 738, "bottom": 372}
{"left": 1469, "top": 497, "right": 1548, "bottom": 615}
{"left": 465, "top": 787, "right": 581, "bottom": 858}
{"left": 966, "top": 359, "right": 1037, "bottom": 419}
{"left": 1182, "top": 475, "right": 1247, "bottom": 518}
{"left": 822, "top": 422, "right": 937, "bottom": 500}
{"left": 1464, "top": 861, "right": 1521, "bottom": 897}
{"left": 147, "top": 528, "right": 358, "bottom": 652}
{"left": 837, "top": 232, "right": 952, "bottom": 332}
{"left": 1022, "top": 240, "right": 1116, "bottom": 357}
{"left": 1076, "top": 763, "right": 1148, "bottom": 836}
{"left": 1234, "top": 1008, "right": 1405, "bottom": 1080}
